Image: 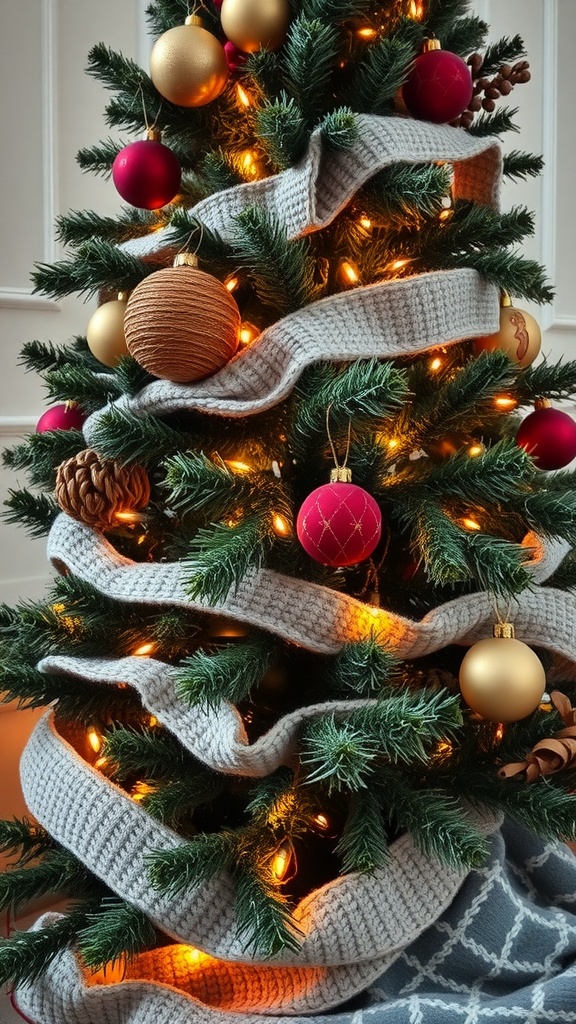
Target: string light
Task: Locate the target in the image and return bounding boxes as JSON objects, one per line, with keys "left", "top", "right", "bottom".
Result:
{"left": 357, "top": 26, "right": 377, "bottom": 39}
{"left": 240, "top": 150, "right": 259, "bottom": 178}
{"left": 226, "top": 459, "right": 251, "bottom": 473}
{"left": 338, "top": 259, "right": 360, "bottom": 286}
{"left": 409, "top": 1, "right": 425, "bottom": 18}
{"left": 132, "top": 781, "right": 156, "bottom": 803}
{"left": 271, "top": 840, "right": 296, "bottom": 882}
{"left": 313, "top": 813, "right": 330, "bottom": 831}
{"left": 115, "top": 510, "right": 141, "bottom": 523}
{"left": 133, "top": 642, "right": 156, "bottom": 657}
{"left": 87, "top": 728, "right": 103, "bottom": 754}
{"left": 387, "top": 438, "right": 399, "bottom": 450}
{"left": 460, "top": 516, "right": 481, "bottom": 531}
{"left": 429, "top": 356, "right": 443, "bottom": 371}
{"left": 467, "top": 442, "right": 485, "bottom": 457}
{"left": 494, "top": 723, "right": 505, "bottom": 741}
{"left": 239, "top": 322, "right": 259, "bottom": 346}
{"left": 236, "top": 83, "right": 251, "bottom": 107}
{"left": 224, "top": 274, "right": 240, "bottom": 292}
{"left": 494, "top": 395, "right": 518, "bottom": 410}
{"left": 387, "top": 257, "right": 412, "bottom": 275}
{"left": 358, "top": 216, "right": 372, "bottom": 229}
{"left": 273, "top": 513, "right": 290, "bottom": 536}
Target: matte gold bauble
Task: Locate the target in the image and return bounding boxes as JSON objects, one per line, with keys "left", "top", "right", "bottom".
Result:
{"left": 459, "top": 625, "right": 545, "bottom": 723}
{"left": 86, "top": 295, "right": 129, "bottom": 367}
{"left": 220, "top": 0, "right": 291, "bottom": 53}
{"left": 475, "top": 298, "right": 541, "bottom": 368}
{"left": 150, "top": 16, "right": 229, "bottom": 107}
{"left": 124, "top": 254, "right": 240, "bottom": 383}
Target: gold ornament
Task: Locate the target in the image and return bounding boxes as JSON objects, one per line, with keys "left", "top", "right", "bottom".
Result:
{"left": 86, "top": 293, "right": 129, "bottom": 367}
{"left": 124, "top": 254, "right": 240, "bottom": 383}
{"left": 220, "top": 0, "right": 291, "bottom": 53}
{"left": 459, "top": 622, "right": 546, "bottom": 723}
{"left": 474, "top": 293, "right": 541, "bottom": 368}
{"left": 150, "top": 16, "right": 229, "bottom": 108}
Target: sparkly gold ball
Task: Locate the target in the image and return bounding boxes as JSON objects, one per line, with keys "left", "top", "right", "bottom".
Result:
{"left": 86, "top": 297, "right": 129, "bottom": 367}
{"left": 459, "top": 637, "right": 545, "bottom": 723}
{"left": 220, "top": 0, "right": 291, "bottom": 53}
{"left": 150, "top": 20, "right": 229, "bottom": 108}
{"left": 475, "top": 306, "right": 541, "bottom": 368}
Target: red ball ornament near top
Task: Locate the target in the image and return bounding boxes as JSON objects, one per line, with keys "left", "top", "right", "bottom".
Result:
{"left": 36, "top": 403, "right": 85, "bottom": 434}
{"left": 112, "top": 131, "right": 181, "bottom": 210}
{"left": 517, "top": 400, "right": 576, "bottom": 470}
{"left": 296, "top": 469, "right": 382, "bottom": 567}
{"left": 224, "top": 40, "right": 249, "bottom": 72}
{"left": 402, "top": 39, "right": 473, "bottom": 124}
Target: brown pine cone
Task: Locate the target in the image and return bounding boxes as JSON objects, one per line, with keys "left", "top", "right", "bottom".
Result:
{"left": 55, "top": 448, "right": 150, "bottom": 530}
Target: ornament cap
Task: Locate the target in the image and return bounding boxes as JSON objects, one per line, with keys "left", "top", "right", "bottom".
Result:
{"left": 330, "top": 466, "right": 353, "bottom": 483}
{"left": 423, "top": 37, "right": 442, "bottom": 51}
{"left": 185, "top": 14, "right": 203, "bottom": 26}
{"left": 534, "top": 397, "right": 552, "bottom": 411}
{"left": 117, "top": 291, "right": 129, "bottom": 302}
{"left": 501, "top": 290, "right": 512, "bottom": 307}
{"left": 493, "top": 622, "right": 515, "bottom": 639}
{"left": 173, "top": 252, "right": 199, "bottom": 269}
{"left": 146, "top": 127, "right": 162, "bottom": 143}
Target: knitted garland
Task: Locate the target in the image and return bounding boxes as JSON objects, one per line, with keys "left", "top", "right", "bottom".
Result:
{"left": 21, "top": 712, "right": 500, "bottom": 977}
{"left": 122, "top": 114, "right": 501, "bottom": 259}
{"left": 84, "top": 268, "right": 499, "bottom": 434}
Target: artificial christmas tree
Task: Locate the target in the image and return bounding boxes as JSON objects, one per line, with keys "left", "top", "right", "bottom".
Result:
{"left": 3, "top": 1, "right": 576, "bottom": 1022}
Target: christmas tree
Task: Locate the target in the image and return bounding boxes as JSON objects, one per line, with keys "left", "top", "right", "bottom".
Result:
{"left": 3, "top": 0, "right": 576, "bottom": 1020}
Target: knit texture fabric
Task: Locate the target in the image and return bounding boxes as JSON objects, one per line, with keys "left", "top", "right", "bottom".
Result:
{"left": 16, "top": 823, "right": 576, "bottom": 1023}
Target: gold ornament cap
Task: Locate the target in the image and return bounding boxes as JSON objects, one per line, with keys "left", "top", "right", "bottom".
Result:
{"left": 146, "top": 127, "right": 162, "bottom": 143}
{"left": 423, "top": 38, "right": 442, "bottom": 51}
{"left": 185, "top": 14, "right": 203, "bottom": 26}
{"left": 534, "top": 397, "right": 552, "bottom": 411}
{"left": 501, "top": 290, "right": 512, "bottom": 308}
{"left": 173, "top": 252, "right": 199, "bottom": 269}
{"left": 493, "top": 622, "right": 515, "bottom": 639}
{"left": 330, "top": 467, "right": 353, "bottom": 483}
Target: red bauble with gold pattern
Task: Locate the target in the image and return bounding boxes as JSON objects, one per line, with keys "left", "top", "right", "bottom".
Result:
{"left": 296, "top": 469, "right": 382, "bottom": 567}
{"left": 517, "top": 400, "right": 576, "bottom": 470}
{"left": 402, "top": 40, "right": 473, "bottom": 123}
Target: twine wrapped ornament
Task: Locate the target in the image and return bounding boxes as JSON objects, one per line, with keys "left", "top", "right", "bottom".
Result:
{"left": 55, "top": 449, "right": 150, "bottom": 530}
{"left": 124, "top": 254, "right": 240, "bottom": 383}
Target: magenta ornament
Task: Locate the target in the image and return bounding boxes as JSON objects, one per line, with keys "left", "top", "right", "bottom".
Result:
{"left": 36, "top": 404, "right": 85, "bottom": 434}
{"left": 296, "top": 481, "right": 382, "bottom": 567}
{"left": 112, "top": 138, "right": 181, "bottom": 210}
{"left": 517, "top": 406, "right": 576, "bottom": 470}
{"left": 402, "top": 47, "right": 473, "bottom": 123}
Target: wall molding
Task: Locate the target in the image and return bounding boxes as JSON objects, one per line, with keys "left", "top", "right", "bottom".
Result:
{"left": 0, "top": 416, "right": 37, "bottom": 437}
{"left": 0, "top": 288, "right": 59, "bottom": 312}
{"left": 539, "top": 0, "right": 558, "bottom": 332}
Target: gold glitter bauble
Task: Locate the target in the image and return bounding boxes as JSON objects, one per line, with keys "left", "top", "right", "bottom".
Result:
{"left": 124, "top": 258, "right": 240, "bottom": 383}
{"left": 459, "top": 635, "right": 545, "bottom": 723}
{"left": 150, "top": 17, "right": 229, "bottom": 108}
{"left": 475, "top": 305, "right": 541, "bottom": 368}
{"left": 86, "top": 296, "right": 129, "bottom": 367}
{"left": 220, "top": 0, "right": 291, "bottom": 53}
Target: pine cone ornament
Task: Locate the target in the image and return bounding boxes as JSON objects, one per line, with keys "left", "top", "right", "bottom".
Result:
{"left": 54, "top": 449, "right": 150, "bottom": 529}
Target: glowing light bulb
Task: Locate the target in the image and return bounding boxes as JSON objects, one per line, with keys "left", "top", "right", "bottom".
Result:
{"left": 133, "top": 642, "right": 155, "bottom": 657}
{"left": 239, "top": 323, "right": 258, "bottom": 346}
{"left": 494, "top": 396, "right": 518, "bottom": 410}
{"left": 409, "top": 1, "right": 424, "bottom": 18}
{"left": 132, "top": 781, "right": 155, "bottom": 803}
{"left": 225, "top": 274, "right": 240, "bottom": 292}
{"left": 429, "top": 356, "right": 442, "bottom": 371}
{"left": 438, "top": 207, "right": 453, "bottom": 223}
{"left": 115, "top": 510, "right": 140, "bottom": 523}
{"left": 461, "top": 517, "right": 481, "bottom": 531}
{"left": 271, "top": 841, "right": 296, "bottom": 882}
{"left": 236, "top": 83, "right": 251, "bottom": 107}
{"left": 94, "top": 755, "right": 109, "bottom": 770}
{"left": 273, "top": 513, "right": 290, "bottom": 536}
{"left": 467, "top": 443, "right": 485, "bottom": 458}
{"left": 87, "top": 728, "right": 103, "bottom": 754}
{"left": 313, "top": 813, "right": 330, "bottom": 831}
{"left": 387, "top": 258, "right": 411, "bottom": 275}
{"left": 357, "top": 26, "right": 377, "bottom": 39}
{"left": 240, "top": 150, "right": 258, "bottom": 178}
{"left": 387, "top": 438, "right": 399, "bottom": 450}
{"left": 339, "top": 260, "right": 360, "bottom": 285}
{"left": 226, "top": 459, "right": 251, "bottom": 473}
{"left": 495, "top": 723, "right": 505, "bottom": 741}
{"left": 359, "top": 216, "right": 372, "bottom": 229}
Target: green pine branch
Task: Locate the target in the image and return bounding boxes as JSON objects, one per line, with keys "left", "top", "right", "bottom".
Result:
{"left": 175, "top": 637, "right": 276, "bottom": 709}
{"left": 32, "top": 241, "right": 162, "bottom": 301}
{"left": 3, "top": 489, "right": 59, "bottom": 539}
{"left": 0, "top": 850, "right": 93, "bottom": 915}
{"left": 441, "top": 15, "right": 488, "bottom": 56}
{"left": 56, "top": 207, "right": 162, "bottom": 245}
{"left": 516, "top": 360, "right": 576, "bottom": 403}
{"left": 336, "top": 789, "right": 390, "bottom": 872}
{"left": 502, "top": 151, "right": 544, "bottom": 181}
{"left": 467, "top": 107, "right": 519, "bottom": 137}
{"left": 476, "top": 35, "right": 527, "bottom": 76}
{"left": 256, "top": 96, "right": 309, "bottom": 170}
{"left": 19, "top": 337, "right": 94, "bottom": 374}
{"left": 318, "top": 108, "right": 358, "bottom": 151}
{"left": 281, "top": 18, "right": 340, "bottom": 128}
{"left": 75, "top": 139, "right": 122, "bottom": 178}
{"left": 43, "top": 363, "right": 123, "bottom": 413}
{"left": 0, "top": 819, "right": 53, "bottom": 867}
{"left": 77, "top": 896, "right": 158, "bottom": 970}
{"left": 0, "top": 904, "right": 97, "bottom": 988}
{"left": 3, "top": 429, "right": 85, "bottom": 490}
{"left": 347, "top": 37, "right": 414, "bottom": 116}
{"left": 329, "top": 635, "right": 398, "bottom": 697}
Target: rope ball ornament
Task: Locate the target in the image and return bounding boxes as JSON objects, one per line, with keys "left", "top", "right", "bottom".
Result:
{"left": 55, "top": 449, "right": 151, "bottom": 530}
{"left": 123, "top": 254, "right": 241, "bottom": 383}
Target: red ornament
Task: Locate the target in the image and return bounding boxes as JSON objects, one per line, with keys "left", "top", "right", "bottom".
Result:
{"left": 517, "top": 404, "right": 576, "bottom": 470}
{"left": 296, "top": 478, "right": 382, "bottom": 567}
{"left": 402, "top": 43, "right": 473, "bottom": 124}
{"left": 224, "top": 40, "right": 248, "bottom": 72}
{"left": 36, "top": 404, "right": 85, "bottom": 434}
{"left": 112, "top": 135, "right": 181, "bottom": 210}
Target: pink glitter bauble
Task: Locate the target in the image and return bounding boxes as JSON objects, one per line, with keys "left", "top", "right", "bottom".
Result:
{"left": 296, "top": 481, "right": 382, "bottom": 567}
